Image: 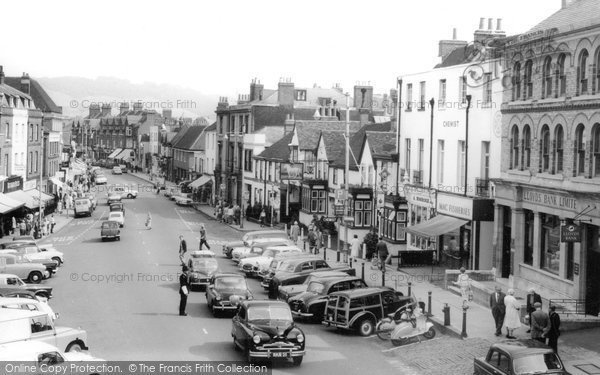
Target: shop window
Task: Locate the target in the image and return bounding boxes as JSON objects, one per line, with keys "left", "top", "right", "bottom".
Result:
{"left": 540, "top": 214, "right": 560, "bottom": 274}
{"left": 303, "top": 189, "right": 326, "bottom": 213}
{"left": 524, "top": 210, "right": 534, "bottom": 266}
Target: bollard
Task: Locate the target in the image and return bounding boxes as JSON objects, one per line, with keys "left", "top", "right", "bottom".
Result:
{"left": 362, "top": 243, "right": 367, "bottom": 259}
{"left": 349, "top": 257, "right": 353, "bottom": 268}
{"left": 361, "top": 262, "right": 365, "bottom": 282}
{"left": 427, "top": 291, "right": 432, "bottom": 317}
{"left": 323, "top": 246, "right": 326, "bottom": 260}
{"left": 301, "top": 227, "right": 304, "bottom": 240}
{"left": 284, "top": 223, "right": 288, "bottom": 235}
{"left": 443, "top": 303, "right": 451, "bottom": 326}
{"left": 327, "top": 235, "right": 332, "bottom": 249}
{"left": 382, "top": 263, "right": 386, "bottom": 287}
{"left": 408, "top": 282, "right": 412, "bottom": 296}
{"left": 461, "top": 305, "right": 469, "bottom": 338}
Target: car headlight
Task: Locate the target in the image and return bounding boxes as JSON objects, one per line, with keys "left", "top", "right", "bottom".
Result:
{"left": 296, "top": 333, "right": 305, "bottom": 343}
{"left": 252, "top": 335, "right": 261, "bottom": 344}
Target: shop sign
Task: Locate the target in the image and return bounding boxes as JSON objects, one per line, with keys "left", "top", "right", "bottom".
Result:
{"left": 3, "top": 176, "right": 23, "bottom": 193}
{"left": 406, "top": 188, "right": 434, "bottom": 206}
{"left": 356, "top": 194, "right": 371, "bottom": 200}
{"left": 522, "top": 189, "right": 577, "bottom": 211}
{"left": 280, "top": 163, "right": 303, "bottom": 180}
{"left": 560, "top": 224, "right": 581, "bottom": 243}
{"left": 343, "top": 216, "right": 354, "bottom": 223}
{"left": 436, "top": 193, "right": 494, "bottom": 221}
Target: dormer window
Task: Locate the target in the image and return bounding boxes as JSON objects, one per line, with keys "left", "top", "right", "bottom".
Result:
{"left": 295, "top": 90, "right": 307, "bottom": 101}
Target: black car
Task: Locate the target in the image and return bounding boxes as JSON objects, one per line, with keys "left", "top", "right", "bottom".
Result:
{"left": 278, "top": 271, "right": 351, "bottom": 301}
{"left": 268, "top": 258, "right": 355, "bottom": 299}
{"left": 288, "top": 276, "right": 368, "bottom": 322}
{"left": 187, "top": 254, "right": 219, "bottom": 290}
{"left": 206, "top": 273, "right": 252, "bottom": 316}
{"left": 322, "top": 287, "right": 412, "bottom": 336}
{"left": 231, "top": 300, "right": 305, "bottom": 366}
{"left": 109, "top": 202, "right": 125, "bottom": 216}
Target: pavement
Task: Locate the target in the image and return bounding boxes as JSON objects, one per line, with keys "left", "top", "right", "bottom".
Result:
{"left": 0, "top": 210, "right": 74, "bottom": 245}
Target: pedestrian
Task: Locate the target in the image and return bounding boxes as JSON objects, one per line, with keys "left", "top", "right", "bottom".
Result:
{"left": 227, "top": 205, "right": 234, "bottom": 224}
{"left": 314, "top": 228, "right": 322, "bottom": 255}
{"left": 259, "top": 209, "right": 266, "bottom": 227}
{"left": 526, "top": 288, "right": 542, "bottom": 333}
{"left": 19, "top": 220, "right": 26, "bottom": 236}
{"left": 57, "top": 200, "right": 63, "bottom": 215}
{"left": 178, "top": 266, "right": 190, "bottom": 316}
{"left": 50, "top": 215, "right": 56, "bottom": 234}
{"left": 11, "top": 217, "right": 16, "bottom": 235}
{"left": 199, "top": 224, "right": 210, "bottom": 250}
{"left": 376, "top": 236, "right": 391, "bottom": 270}
{"left": 502, "top": 289, "right": 521, "bottom": 339}
{"left": 454, "top": 267, "right": 472, "bottom": 305}
{"left": 216, "top": 205, "right": 223, "bottom": 223}
{"left": 156, "top": 184, "right": 161, "bottom": 194}
{"left": 531, "top": 302, "right": 551, "bottom": 343}
{"left": 290, "top": 221, "right": 299, "bottom": 244}
{"left": 42, "top": 218, "right": 49, "bottom": 237}
{"left": 146, "top": 212, "right": 152, "bottom": 230}
{"left": 307, "top": 227, "right": 316, "bottom": 253}
{"left": 179, "top": 235, "right": 187, "bottom": 266}
{"left": 234, "top": 203, "right": 241, "bottom": 225}
{"left": 350, "top": 234, "right": 361, "bottom": 261}
{"left": 547, "top": 305, "right": 561, "bottom": 353}
{"left": 489, "top": 286, "right": 506, "bottom": 337}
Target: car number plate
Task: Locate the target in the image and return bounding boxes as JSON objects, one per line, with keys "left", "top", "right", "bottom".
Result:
{"left": 270, "top": 352, "right": 290, "bottom": 358}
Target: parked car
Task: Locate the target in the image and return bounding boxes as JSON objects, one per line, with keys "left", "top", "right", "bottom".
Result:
{"left": 107, "top": 212, "right": 124, "bottom": 227}
{"left": 223, "top": 230, "right": 288, "bottom": 258}
{"left": 0, "top": 341, "right": 103, "bottom": 363}
{"left": 100, "top": 221, "right": 120, "bottom": 241}
{"left": 163, "top": 188, "right": 176, "bottom": 198}
{"left": 205, "top": 273, "right": 252, "bottom": 316}
{"left": 95, "top": 174, "right": 108, "bottom": 185}
{"left": 268, "top": 257, "right": 356, "bottom": 299}
{"left": 107, "top": 194, "right": 122, "bottom": 205}
{"left": 322, "top": 287, "right": 412, "bottom": 336}
{"left": 231, "top": 239, "right": 294, "bottom": 263}
{"left": 239, "top": 245, "right": 302, "bottom": 277}
{"left": 112, "top": 166, "right": 122, "bottom": 175}
{"left": 1, "top": 241, "right": 64, "bottom": 266}
{"left": 118, "top": 164, "right": 128, "bottom": 173}
{"left": 231, "top": 300, "right": 305, "bottom": 366}
{"left": 0, "top": 254, "right": 49, "bottom": 283}
{"left": 278, "top": 271, "right": 351, "bottom": 301}
{"left": 110, "top": 185, "right": 138, "bottom": 199}
{"left": 259, "top": 253, "right": 317, "bottom": 288}
{"left": 0, "top": 309, "right": 88, "bottom": 352}
{"left": 0, "top": 274, "right": 52, "bottom": 299}
{"left": 73, "top": 198, "right": 93, "bottom": 218}
{"left": 187, "top": 251, "right": 219, "bottom": 289}
{"left": 109, "top": 202, "right": 125, "bottom": 216}
{"left": 474, "top": 340, "right": 569, "bottom": 375}
{"left": 0, "top": 297, "right": 58, "bottom": 321}
{"left": 174, "top": 195, "right": 193, "bottom": 206}
{"left": 84, "top": 193, "right": 97, "bottom": 210}
{"left": 288, "top": 276, "right": 368, "bottom": 322}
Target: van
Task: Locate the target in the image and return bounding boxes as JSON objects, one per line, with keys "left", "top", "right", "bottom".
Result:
{"left": 73, "top": 198, "right": 92, "bottom": 218}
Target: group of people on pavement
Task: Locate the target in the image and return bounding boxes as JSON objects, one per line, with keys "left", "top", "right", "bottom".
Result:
{"left": 9, "top": 213, "right": 57, "bottom": 239}
{"left": 489, "top": 286, "right": 561, "bottom": 352}
{"left": 214, "top": 202, "right": 242, "bottom": 225}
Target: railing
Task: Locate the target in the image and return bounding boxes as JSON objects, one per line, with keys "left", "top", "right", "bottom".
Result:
{"left": 549, "top": 299, "right": 593, "bottom": 316}
{"left": 475, "top": 178, "right": 490, "bottom": 197}
{"left": 444, "top": 269, "right": 496, "bottom": 290}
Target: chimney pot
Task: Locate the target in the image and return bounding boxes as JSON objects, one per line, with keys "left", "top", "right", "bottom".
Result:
{"left": 496, "top": 18, "right": 502, "bottom": 31}
{"left": 479, "top": 17, "right": 485, "bottom": 29}
{"left": 488, "top": 18, "right": 493, "bottom": 30}
{"left": 0, "top": 65, "right": 4, "bottom": 85}
{"left": 453, "top": 28, "right": 457, "bottom": 40}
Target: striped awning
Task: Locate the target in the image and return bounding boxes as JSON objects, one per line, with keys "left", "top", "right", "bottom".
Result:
{"left": 115, "top": 149, "right": 133, "bottom": 161}
{"left": 24, "top": 189, "right": 54, "bottom": 204}
{"left": 107, "top": 148, "right": 123, "bottom": 159}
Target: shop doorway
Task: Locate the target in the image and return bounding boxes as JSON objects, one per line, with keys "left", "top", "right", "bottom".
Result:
{"left": 501, "top": 207, "right": 512, "bottom": 278}
{"left": 585, "top": 226, "right": 600, "bottom": 316}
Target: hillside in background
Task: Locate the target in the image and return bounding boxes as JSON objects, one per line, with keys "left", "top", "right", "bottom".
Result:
{"left": 36, "top": 76, "right": 217, "bottom": 119}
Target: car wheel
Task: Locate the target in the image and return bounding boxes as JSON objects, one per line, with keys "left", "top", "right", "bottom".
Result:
{"left": 117, "top": 236, "right": 121, "bottom": 241}
{"left": 423, "top": 327, "right": 436, "bottom": 339}
{"left": 65, "top": 341, "right": 84, "bottom": 352}
{"left": 292, "top": 356, "right": 303, "bottom": 366}
{"left": 52, "top": 257, "right": 62, "bottom": 266}
{"left": 127, "top": 194, "right": 133, "bottom": 199}
{"left": 101, "top": 238, "right": 106, "bottom": 242}
{"left": 28, "top": 271, "right": 43, "bottom": 284}
{"left": 357, "top": 318, "right": 375, "bottom": 336}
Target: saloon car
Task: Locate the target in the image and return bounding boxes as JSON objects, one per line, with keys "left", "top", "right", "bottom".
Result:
{"left": 0, "top": 274, "right": 53, "bottom": 300}
{"left": 187, "top": 251, "right": 219, "bottom": 289}
{"left": 0, "top": 254, "right": 49, "bottom": 283}
{"left": 95, "top": 174, "right": 108, "bottom": 185}
{"left": 0, "top": 341, "right": 103, "bottom": 363}
{"left": 1, "top": 241, "right": 64, "bottom": 267}
{"left": 107, "top": 194, "right": 122, "bottom": 205}
{"left": 110, "top": 185, "right": 138, "bottom": 199}
{"left": 109, "top": 202, "right": 125, "bottom": 216}
{"left": 231, "top": 300, "right": 305, "bottom": 365}
{"left": 100, "top": 221, "right": 120, "bottom": 241}
{"left": 278, "top": 271, "right": 352, "bottom": 301}
{"left": 205, "top": 273, "right": 252, "bottom": 316}
{"left": 239, "top": 245, "right": 302, "bottom": 277}
{"left": 223, "top": 230, "right": 288, "bottom": 258}
{"left": 231, "top": 239, "right": 294, "bottom": 264}
{"left": 288, "top": 276, "right": 368, "bottom": 322}
{"left": 322, "top": 287, "right": 411, "bottom": 336}
{"left": 174, "top": 195, "right": 193, "bottom": 206}
{"left": 107, "top": 212, "right": 124, "bottom": 227}
{"left": 474, "top": 340, "right": 570, "bottom": 375}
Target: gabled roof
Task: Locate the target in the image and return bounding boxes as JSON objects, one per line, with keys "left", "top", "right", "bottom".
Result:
{"left": 0, "top": 83, "right": 32, "bottom": 102}
{"left": 318, "top": 131, "right": 347, "bottom": 166}
{"left": 348, "top": 121, "right": 394, "bottom": 169}
{"left": 364, "top": 131, "right": 397, "bottom": 159}
{"left": 170, "top": 125, "right": 190, "bottom": 146}
{"left": 255, "top": 132, "right": 294, "bottom": 161}
{"left": 4, "top": 77, "right": 59, "bottom": 113}
{"left": 526, "top": 0, "right": 600, "bottom": 35}
{"left": 173, "top": 125, "right": 205, "bottom": 150}
{"left": 295, "top": 120, "right": 362, "bottom": 151}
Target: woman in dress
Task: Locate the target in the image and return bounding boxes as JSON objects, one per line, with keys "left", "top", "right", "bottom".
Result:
{"left": 145, "top": 212, "right": 152, "bottom": 230}
{"left": 454, "top": 267, "right": 471, "bottom": 305}
{"left": 503, "top": 289, "right": 521, "bottom": 339}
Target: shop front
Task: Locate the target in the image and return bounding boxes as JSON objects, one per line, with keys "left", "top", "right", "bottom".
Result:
{"left": 494, "top": 182, "right": 600, "bottom": 316}
{"left": 299, "top": 180, "right": 328, "bottom": 227}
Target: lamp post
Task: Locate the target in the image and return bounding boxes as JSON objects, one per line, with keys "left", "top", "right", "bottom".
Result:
{"left": 464, "top": 95, "right": 472, "bottom": 197}
{"left": 38, "top": 133, "right": 45, "bottom": 232}
{"left": 343, "top": 93, "right": 350, "bottom": 254}
{"left": 395, "top": 78, "right": 403, "bottom": 195}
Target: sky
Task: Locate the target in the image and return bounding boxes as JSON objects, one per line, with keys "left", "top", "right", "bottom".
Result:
{"left": 0, "top": 0, "right": 559, "bottom": 98}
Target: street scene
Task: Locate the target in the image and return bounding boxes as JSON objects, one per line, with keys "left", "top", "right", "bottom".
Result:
{"left": 2, "top": 0, "right": 600, "bottom": 374}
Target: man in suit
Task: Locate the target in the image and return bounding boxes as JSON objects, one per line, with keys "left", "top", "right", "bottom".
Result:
{"left": 179, "top": 266, "right": 190, "bottom": 316}
{"left": 530, "top": 302, "right": 550, "bottom": 342}
{"left": 526, "top": 288, "right": 542, "bottom": 333}
{"left": 547, "top": 305, "right": 561, "bottom": 353}
{"left": 489, "top": 286, "right": 506, "bottom": 336}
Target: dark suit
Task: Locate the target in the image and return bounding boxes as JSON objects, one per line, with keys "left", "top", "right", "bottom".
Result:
{"left": 531, "top": 309, "right": 551, "bottom": 342}
{"left": 179, "top": 272, "right": 190, "bottom": 315}
{"left": 547, "top": 311, "right": 561, "bottom": 352}
{"left": 489, "top": 292, "right": 506, "bottom": 335}
{"left": 526, "top": 292, "right": 542, "bottom": 327}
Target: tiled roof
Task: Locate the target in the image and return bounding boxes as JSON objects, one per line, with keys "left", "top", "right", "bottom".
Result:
{"left": 0, "top": 83, "right": 33, "bottom": 103}
{"left": 348, "top": 121, "right": 394, "bottom": 168}
{"left": 527, "top": 0, "right": 600, "bottom": 34}
{"left": 364, "top": 131, "right": 397, "bottom": 158}
{"left": 4, "top": 77, "right": 60, "bottom": 113}
{"left": 434, "top": 37, "right": 511, "bottom": 69}
{"left": 173, "top": 125, "right": 205, "bottom": 150}
{"left": 296, "top": 120, "right": 362, "bottom": 150}
{"left": 205, "top": 122, "right": 217, "bottom": 131}
{"left": 255, "top": 131, "right": 294, "bottom": 161}
{"left": 319, "top": 131, "right": 347, "bottom": 166}
{"left": 170, "top": 125, "right": 190, "bottom": 146}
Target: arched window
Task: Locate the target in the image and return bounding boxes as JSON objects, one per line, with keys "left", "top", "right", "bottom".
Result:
{"left": 513, "top": 62, "right": 521, "bottom": 100}
{"left": 593, "top": 124, "right": 600, "bottom": 177}
{"left": 541, "top": 125, "right": 550, "bottom": 172}
{"left": 523, "top": 125, "right": 531, "bottom": 168}
{"left": 594, "top": 47, "right": 600, "bottom": 93}
{"left": 578, "top": 49, "right": 589, "bottom": 95}
{"left": 510, "top": 125, "right": 519, "bottom": 169}
{"left": 542, "top": 56, "right": 553, "bottom": 98}
{"left": 557, "top": 54, "right": 567, "bottom": 96}
{"left": 554, "top": 125, "right": 564, "bottom": 174}
{"left": 575, "top": 124, "right": 585, "bottom": 176}
{"left": 524, "top": 60, "right": 533, "bottom": 99}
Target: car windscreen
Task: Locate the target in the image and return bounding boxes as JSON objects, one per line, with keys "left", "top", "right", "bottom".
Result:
{"left": 247, "top": 306, "right": 293, "bottom": 323}
{"left": 215, "top": 277, "right": 246, "bottom": 289}
{"left": 102, "top": 222, "right": 116, "bottom": 228}
{"left": 513, "top": 353, "right": 563, "bottom": 375}
{"left": 109, "top": 213, "right": 122, "bottom": 218}
{"left": 75, "top": 200, "right": 89, "bottom": 206}
{"left": 192, "top": 258, "right": 218, "bottom": 270}
{"left": 307, "top": 281, "right": 325, "bottom": 294}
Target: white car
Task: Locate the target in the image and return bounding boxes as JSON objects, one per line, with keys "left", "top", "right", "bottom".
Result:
{"left": 231, "top": 239, "right": 294, "bottom": 264}
{"left": 4, "top": 241, "right": 64, "bottom": 266}
{"left": 174, "top": 195, "right": 193, "bottom": 206}
{"left": 112, "top": 166, "right": 122, "bottom": 175}
{"left": 0, "top": 297, "right": 58, "bottom": 321}
{"left": 108, "top": 211, "right": 124, "bottom": 227}
{"left": 0, "top": 341, "right": 103, "bottom": 362}
{"left": 109, "top": 185, "right": 138, "bottom": 199}
{"left": 239, "top": 245, "right": 302, "bottom": 276}
{"left": 95, "top": 174, "right": 108, "bottom": 185}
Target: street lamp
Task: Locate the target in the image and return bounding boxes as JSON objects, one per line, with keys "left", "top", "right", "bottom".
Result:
{"left": 428, "top": 98, "right": 435, "bottom": 189}
{"left": 464, "top": 95, "right": 472, "bottom": 197}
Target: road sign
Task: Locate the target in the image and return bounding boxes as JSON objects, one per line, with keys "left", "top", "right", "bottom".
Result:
{"left": 335, "top": 189, "right": 347, "bottom": 202}
{"left": 334, "top": 205, "right": 345, "bottom": 216}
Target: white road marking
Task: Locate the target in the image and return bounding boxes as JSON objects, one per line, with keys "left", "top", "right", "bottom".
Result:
{"left": 202, "top": 328, "right": 208, "bottom": 334}
{"left": 174, "top": 208, "right": 196, "bottom": 233}
{"left": 67, "top": 210, "right": 107, "bottom": 245}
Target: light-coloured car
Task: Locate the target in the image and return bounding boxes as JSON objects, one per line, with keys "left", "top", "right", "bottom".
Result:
{"left": 84, "top": 193, "right": 97, "bottom": 210}
{"left": 107, "top": 211, "right": 124, "bottom": 227}
{"left": 0, "top": 254, "right": 49, "bottom": 283}
{"left": 0, "top": 297, "right": 58, "bottom": 321}
{"left": 3, "top": 241, "right": 64, "bottom": 265}
{"left": 74, "top": 198, "right": 93, "bottom": 218}
{"left": 107, "top": 193, "right": 122, "bottom": 205}
{"left": 231, "top": 238, "right": 294, "bottom": 263}
{"left": 110, "top": 185, "right": 138, "bottom": 199}
{"left": 112, "top": 166, "right": 122, "bottom": 175}
{"left": 0, "top": 309, "right": 88, "bottom": 352}
{"left": 95, "top": 174, "right": 108, "bottom": 185}
{"left": 223, "top": 230, "right": 288, "bottom": 258}
{"left": 0, "top": 274, "right": 53, "bottom": 299}
{"left": 0, "top": 341, "right": 103, "bottom": 362}
{"left": 174, "top": 195, "right": 193, "bottom": 206}
{"left": 239, "top": 245, "right": 303, "bottom": 276}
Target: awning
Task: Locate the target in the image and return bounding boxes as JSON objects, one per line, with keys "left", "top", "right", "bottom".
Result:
{"left": 107, "top": 148, "right": 123, "bottom": 159}
{"left": 404, "top": 215, "right": 468, "bottom": 238}
{"left": 189, "top": 175, "right": 212, "bottom": 189}
{"left": 115, "top": 149, "right": 133, "bottom": 162}
{"left": 24, "top": 189, "right": 54, "bottom": 204}
{"left": 0, "top": 194, "right": 25, "bottom": 214}
{"left": 5, "top": 190, "right": 38, "bottom": 210}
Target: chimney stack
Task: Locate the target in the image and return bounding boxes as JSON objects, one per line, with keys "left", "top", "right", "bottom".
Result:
{"left": 249, "top": 78, "right": 264, "bottom": 101}
{"left": 277, "top": 77, "right": 295, "bottom": 107}
{"left": 0, "top": 66, "right": 5, "bottom": 85}
{"left": 119, "top": 102, "right": 129, "bottom": 115}
{"left": 132, "top": 101, "right": 143, "bottom": 112}
{"left": 353, "top": 84, "right": 374, "bottom": 109}
{"left": 89, "top": 103, "right": 101, "bottom": 118}
{"left": 20, "top": 73, "right": 30, "bottom": 95}
{"left": 496, "top": 18, "right": 502, "bottom": 31}
{"left": 474, "top": 17, "right": 505, "bottom": 42}
{"left": 479, "top": 17, "right": 485, "bottom": 29}
{"left": 101, "top": 103, "right": 111, "bottom": 117}
{"left": 488, "top": 18, "right": 493, "bottom": 30}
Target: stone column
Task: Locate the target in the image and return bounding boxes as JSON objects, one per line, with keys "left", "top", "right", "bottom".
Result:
{"left": 532, "top": 212, "right": 541, "bottom": 268}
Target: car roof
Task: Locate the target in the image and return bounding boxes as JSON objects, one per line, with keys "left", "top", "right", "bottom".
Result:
{"left": 0, "top": 341, "right": 62, "bottom": 360}
{"left": 0, "top": 274, "right": 21, "bottom": 279}
{"left": 247, "top": 230, "right": 286, "bottom": 236}
{"left": 0, "top": 308, "right": 45, "bottom": 320}
{"left": 265, "top": 245, "right": 301, "bottom": 251}
{"left": 319, "top": 276, "right": 362, "bottom": 286}
{"left": 0, "top": 297, "right": 41, "bottom": 305}
{"left": 242, "top": 300, "right": 289, "bottom": 309}
{"left": 490, "top": 339, "right": 556, "bottom": 357}
{"left": 329, "top": 287, "right": 396, "bottom": 298}
{"left": 284, "top": 256, "right": 324, "bottom": 265}
{"left": 213, "top": 273, "right": 245, "bottom": 279}
{"left": 190, "top": 250, "right": 215, "bottom": 256}
{"left": 109, "top": 212, "right": 123, "bottom": 216}
{"left": 102, "top": 220, "right": 118, "bottom": 225}
{"left": 307, "top": 271, "right": 350, "bottom": 278}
